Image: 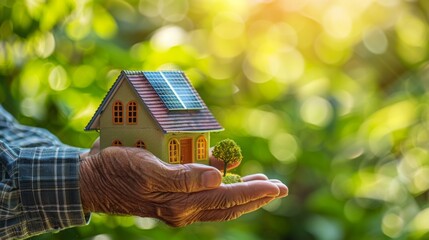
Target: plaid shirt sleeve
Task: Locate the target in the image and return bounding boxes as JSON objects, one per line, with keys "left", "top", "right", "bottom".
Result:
{"left": 0, "top": 106, "right": 89, "bottom": 239}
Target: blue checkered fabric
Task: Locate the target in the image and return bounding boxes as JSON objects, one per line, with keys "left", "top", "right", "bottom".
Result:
{"left": 0, "top": 106, "right": 88, "bottom": 239}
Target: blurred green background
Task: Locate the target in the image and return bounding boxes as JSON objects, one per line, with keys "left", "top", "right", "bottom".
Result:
{"left": 1, "top": 0, "right": 429, "bottom": 239}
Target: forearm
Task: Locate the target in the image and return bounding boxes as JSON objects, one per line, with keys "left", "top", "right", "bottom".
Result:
{"left": 0, "top": 141, "right": 89, "bottom": 239}
{"left": 0, "top": 106, "right": 89, "bottom": 239}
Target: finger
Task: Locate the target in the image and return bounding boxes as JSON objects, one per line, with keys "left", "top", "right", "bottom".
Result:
{"left": 163, "top": 163, "right": 223, "bottom": 193}
{"left": 194, "top": 196, "right": 276, "bottom": 223}
{"left": 241, "top": 173, "right": 269, "bottom": 182}
{"left": 271, "top": 180, "right": 288, "bottom": 197}
{"left": 242, "top": 176, "right": 288, "bottom": 197}
{"left": 185, "top": 180, "right": 281, "bottom": 212}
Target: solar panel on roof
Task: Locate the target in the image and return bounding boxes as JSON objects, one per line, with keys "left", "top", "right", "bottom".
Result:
{"left": 144, "top": 71, "right": 204, "bottom": 110}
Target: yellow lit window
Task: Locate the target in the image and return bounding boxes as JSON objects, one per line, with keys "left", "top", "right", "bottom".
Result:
{"left": 169, "top": 139, "right": 180, "bottom": 163}
{"left": 113, "top": 101, "right": 123, "bottom": 124}
{"left": 196, "top": 136, "right": 207, "bottom": 160}
{"left": 112, "top": 140, "right": 122, "bottom": 146}
{"left": 135, "top": 140, "right": 146, "bottom": 149}
{"left": 127, "top": 101, "right": 137, "bottom": 124}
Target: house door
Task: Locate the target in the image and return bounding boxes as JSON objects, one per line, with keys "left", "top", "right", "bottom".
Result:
{"left": 180, "top": 138, "right": 193, "bottom": 164}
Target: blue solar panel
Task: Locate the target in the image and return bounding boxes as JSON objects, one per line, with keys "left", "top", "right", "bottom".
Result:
{"left": 144, "top": 71, "right": 204, "bottom": 110}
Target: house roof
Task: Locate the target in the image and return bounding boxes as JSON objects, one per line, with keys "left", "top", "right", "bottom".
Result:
{"left": 85, "top": 70, "right": 224, "bottom": 133}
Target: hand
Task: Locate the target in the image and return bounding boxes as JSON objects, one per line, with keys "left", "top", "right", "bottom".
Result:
{"left": 82, "top": 139, "right": 240, "bottom": 172}
{"left": 79, "top": 147, "right": 288, "bottom": 227}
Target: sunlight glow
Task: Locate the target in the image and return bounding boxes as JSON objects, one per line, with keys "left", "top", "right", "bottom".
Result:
{"left": 49, "top": 66, "right": 70, "bottom": 91}
{"left": 300, "top": 96, "right": 333, "bottom": 127}
{"left": 151, "top": 25, "right": 187, "bottom": 51}
{"left": 323, "top": 6, "right": 352, "bottom": 39}
{"left": 135, "top": 217, "right": 157, "bottom": 230}
{"left": 382, "top": 212, "right": 404, "bottom": 238}
{"left": 363, "top": 28, "right": 388, "bottom": 54}
{"left": 269, "top": 132, "right": 299, "bottom": 163}
{"left": 410, "top": 208, "right": 429, "bottom": 237}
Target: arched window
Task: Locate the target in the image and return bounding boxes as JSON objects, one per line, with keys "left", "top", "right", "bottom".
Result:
{"left": 112, "top": 140, "right": 122, "bottom": 146}
{"left": 168, "top": 139, "right": 180, "bottom": 163}
{"left": 196, "top": 136, "right": 207, "bottom": 160}
{"left": 127, "top": 101, "right": 137, "bottom": 124}
{"left": 135, "top": 140, "right": 146, "bottom": 149}
{"left": 112, "top": 101, "right": 123, "bottom": 124}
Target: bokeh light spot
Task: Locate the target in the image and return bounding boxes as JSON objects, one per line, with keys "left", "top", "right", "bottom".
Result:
{"left": 396, "top": 11, "right": 427, "bottom": 48}
{"left": 20, "top": 97, "right": 45, "bottom": 120}
{"left": 361, "top": 100, "right": 417, "bottom": 139}
{"left": 65, "top": 7, "right": 91, "bottom": 41}
{"left": 300, "top": 96, "right": 333, "bottom": 127}
{"left": 209, "top": 32, "right": 245, "bottom": 59}
{"left": 382, "top": 212, "right": 404, "bottom": 238}
{"left": 269, "top": 132, "right": 299, "bottom": 163}
{"left": 410, "top": 208, "right": 429, "bottom": 236}
{"left": 314, "top": 34, "right": 351, "bottom": 65}
{"left": 35, "top": 32, "right": 55, "bottom": 58}
{"left": 323, "top": 6, "right": 352, "bottom": 39}
{"left": 49, "top": 66, "right": 70, "bottom": 91}
{"left": 213, "top": 12, "right": 245, "bottom": 40}
{"left": 93, "top": 234, "right": 112, "bottom": 240}
{"left": 151, "top": 25, "right": 187, "bottom": 51}
{"left": 158, "top": 0, "right": 189, "bottom": 22}
{"left": 398, "top": 148, "right": 429, "bottom": 194}
{"left": 363, "top": 28, "right": 388, "bottom": 54}
{"left": 245, "top": 109, "right": 280, "bottom": 138}
{"left": 377, "top": 0, "right": 400, "bottom": 7}
{"left": 93, "top": 6, "right": 118, "bottom": 39}
{"left": 135, "top": 217, "right": 158, "bottom": 230}
{"left": 240, "top": 160, "right": 264, "bottom": 176}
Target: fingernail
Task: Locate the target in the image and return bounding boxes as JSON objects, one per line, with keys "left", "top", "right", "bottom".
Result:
{"left": 201, "top": 170, "right": 221, "bottom": 188}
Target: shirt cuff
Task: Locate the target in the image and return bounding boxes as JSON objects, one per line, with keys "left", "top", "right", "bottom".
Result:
{"left": 18, "top": 147, "right": 89, "bottom": 236}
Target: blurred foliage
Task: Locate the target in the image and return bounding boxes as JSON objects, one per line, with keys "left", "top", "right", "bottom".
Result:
{"left": 2, "top": 0, "right": 429, "bottom": 239}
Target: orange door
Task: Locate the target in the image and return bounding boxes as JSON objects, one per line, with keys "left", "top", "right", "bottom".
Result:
{"left": 180, "top": 138, "right": 193, "bottom": 164}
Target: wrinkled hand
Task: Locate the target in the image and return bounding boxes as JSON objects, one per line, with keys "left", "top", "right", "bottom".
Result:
{"left": 82, "top": 138, "right": 239, "bottom": 172}
{"left": 79, "top": 147, "right": 288, "bottom": 227}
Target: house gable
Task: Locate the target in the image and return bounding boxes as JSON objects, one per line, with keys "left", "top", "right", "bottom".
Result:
{"left": 96, "top": 77, "right": 163, "bottom": 150}
{"left": 98, "top": 78, "right": 158, "bottom": 131}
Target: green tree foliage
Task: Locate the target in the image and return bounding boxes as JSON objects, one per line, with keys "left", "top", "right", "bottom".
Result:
{"left": 212, "top": 139, "right": 243, "bottom": 177}
{"left": 2, "top": 0, "right": 429, "bottom": 239}
{"left": 222, "top": 173, "right": 243, "bottom": 184}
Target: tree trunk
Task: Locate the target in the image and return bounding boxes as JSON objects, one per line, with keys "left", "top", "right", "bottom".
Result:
{"left": 223, "top": 162, "right": 227, "bottom": 177}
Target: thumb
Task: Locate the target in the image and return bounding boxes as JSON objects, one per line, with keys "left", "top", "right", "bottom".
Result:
{"left": 166, "top": 164, "right": 222, "bottom": 193}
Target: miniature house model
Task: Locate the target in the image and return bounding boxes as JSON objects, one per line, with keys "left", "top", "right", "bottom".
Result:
{"left": 85, "top": 70, "right": 224, "bottom": 164}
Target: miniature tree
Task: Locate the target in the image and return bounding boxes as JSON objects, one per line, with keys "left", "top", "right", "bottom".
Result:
{"left": 212, "top": 139, "right": 243, "bottom": 177}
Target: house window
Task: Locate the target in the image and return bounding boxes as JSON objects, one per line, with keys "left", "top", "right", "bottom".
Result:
{"left": 135, "top": 140, "right": 146, "bottom": 149}
{"left": 168, "top": 139, "right": 180, "bottom": 163}
{"left": 127, "top": 101, "right": 137, "bottom": 124}
{"left": 112, "top": 140, "right": 123, "bottom": 146}
{"left": 113, "top": 101, "right": 123, "bottom": 124}
{"left": 196, "top": 136, "right": 207, "bottom": 160}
